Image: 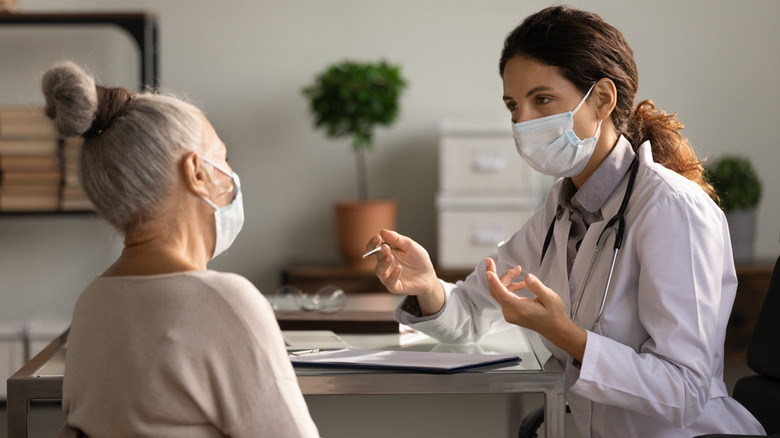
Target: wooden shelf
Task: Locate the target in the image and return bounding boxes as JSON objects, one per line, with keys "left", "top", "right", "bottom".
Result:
{"left": 275, "top": 293, "right": 401, "bottom": 333}
{"left": 0, "top": 210, "right": 95, "bottom": 216}
{"left": 726, "top": 260, "right": 776, "bottom": 359}
{"left": 0, "top": 11, "right": 160, "bottom": 217}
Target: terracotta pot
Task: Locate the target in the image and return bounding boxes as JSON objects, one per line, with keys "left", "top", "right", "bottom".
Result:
{"left": 0, "top": 0, "right": 18, "bottom": 12}
{"left": 335, "top": 199, "right": 397, "bottom": 270}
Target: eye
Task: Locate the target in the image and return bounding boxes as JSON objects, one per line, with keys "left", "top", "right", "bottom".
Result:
{"left": 534, "top": 95, "right": 552, "bottom": 105}
{"left": 504, "top": 101, "right": 518, "bottom": 112}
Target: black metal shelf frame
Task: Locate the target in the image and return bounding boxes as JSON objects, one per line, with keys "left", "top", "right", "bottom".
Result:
{"left": 0, "top": 11, "right": 159, "bottom": 215}
{"left": 0, "top": 11, "right": 159, "bottom": 90}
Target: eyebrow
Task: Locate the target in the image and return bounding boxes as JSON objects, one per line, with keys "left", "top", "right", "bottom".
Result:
{"left": 503, "top": 85, "right": 556, "bottom": 102}
{"left": 525, "top": 85, "right": 555, "bottom": 98}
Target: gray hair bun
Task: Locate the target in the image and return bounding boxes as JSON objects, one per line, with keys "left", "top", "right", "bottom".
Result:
{"left": 41, "top": 60, "right": 98, "bottom": 138}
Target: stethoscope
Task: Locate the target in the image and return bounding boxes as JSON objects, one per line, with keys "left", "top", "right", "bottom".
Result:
{"left": 539, "top": 157, "right": 639, "bottom": 331}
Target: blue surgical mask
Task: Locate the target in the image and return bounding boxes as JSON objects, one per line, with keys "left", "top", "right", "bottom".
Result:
{"left": 512, "top": 83, "right": 601, "bottom": 178}
{"left": 199, "top": 156, "right": 244, "bottom": 260}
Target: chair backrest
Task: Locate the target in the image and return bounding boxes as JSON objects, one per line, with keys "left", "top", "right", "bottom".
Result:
{"left": 746, "top": 255, "right": 780, "bottom": 379}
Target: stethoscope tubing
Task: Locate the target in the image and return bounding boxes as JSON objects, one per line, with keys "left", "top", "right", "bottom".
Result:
{"left": 541, "top": 157, "right": 639, "bottom": 331}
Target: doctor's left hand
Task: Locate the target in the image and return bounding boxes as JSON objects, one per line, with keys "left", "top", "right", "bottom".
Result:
{"left": 485, "top": 258, "right": 587, "bottom": 362}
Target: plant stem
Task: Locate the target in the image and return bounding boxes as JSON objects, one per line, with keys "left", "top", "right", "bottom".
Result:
{"left": 356, "top": 146, "right": 368, "bottom": 201}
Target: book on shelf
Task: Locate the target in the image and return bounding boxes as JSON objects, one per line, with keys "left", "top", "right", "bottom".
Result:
{"left": 0, "top": 183, "right": 60, "bottom": 212}
{"left": 0, "top": 106, "right": 59, "bottom": 140}
{"left": 62, "top": 137, "right": 84, "bottom": 156}
{"left": 0, "top": 184, "right": 60, "bottom": 197}
{"left": 0, "top": 193, "right": 59, "bottom": 212}
{"left": 60, "top": 195, "right": 94, "bottom": 211}
{"left": 61, "top": 137, "right": 84, "bottom": 189}
{"left": 1, "top": 170, "right": 62, "bottom": 186}
{"left": 62, "top": 172, "right": 82, "bottom": 189}
{"left": 0, "top": 139, "right": 60, "bottom": 155}
{"left": 0, "top": 106, "right": 49, "bottom": 122}
{"left": 0, "top": 155, "right": 61, "bottom": 172}
{"left": 61, "top": 184, "right": 94, "bottom": 211}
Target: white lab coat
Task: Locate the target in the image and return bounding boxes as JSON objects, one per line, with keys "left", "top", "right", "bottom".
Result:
{"left": 397, "top": 141, "right": 765, "bottom": 437}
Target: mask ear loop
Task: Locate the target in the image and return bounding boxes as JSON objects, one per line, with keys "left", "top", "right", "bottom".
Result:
{"left": 201, "top": 196, "right": 219, "bottom": 211}
{"left": 572, "top": 82, "right": 602, "bottom": 140}
{"left": 571, "top": 83, "right": 597, "bottom": 115}
{"left": 199, "top": 155, "right": 236, "bottom": 209}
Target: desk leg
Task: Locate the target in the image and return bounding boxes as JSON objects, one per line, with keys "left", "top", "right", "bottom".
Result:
{"left": 7, "top": 397, "right": 29, "bottom": 438}
{"left": 544, "top": 383, "right": 566, "bottom": 437}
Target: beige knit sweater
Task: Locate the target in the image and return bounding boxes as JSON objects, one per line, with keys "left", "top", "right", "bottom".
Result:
{"left": 63, "top": 270, "right": 319, "bottom": 437}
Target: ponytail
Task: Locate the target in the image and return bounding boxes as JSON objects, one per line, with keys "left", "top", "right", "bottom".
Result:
{"left": 623, "top": 100, "right": 717, "bottom": 201}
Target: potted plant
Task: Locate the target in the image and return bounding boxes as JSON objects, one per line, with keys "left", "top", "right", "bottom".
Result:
{"left": 705, "top": 155, "right": 763, "bottom": 262}
{"left": 302, "top": 60, "right": 407, "bottom": 268}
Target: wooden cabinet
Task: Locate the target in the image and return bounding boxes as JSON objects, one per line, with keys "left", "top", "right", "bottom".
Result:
{"left": 726, "top": 261, "right": 776, "bottom": 360}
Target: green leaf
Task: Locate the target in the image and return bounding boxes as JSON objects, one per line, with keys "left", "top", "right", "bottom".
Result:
{"left": 704, "top": 155, "right": 762, "bottom": 211}
{"left": 301, "top": 59, "right": 408, "bottom": 199}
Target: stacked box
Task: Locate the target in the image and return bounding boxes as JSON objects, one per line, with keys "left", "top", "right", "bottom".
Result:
{"left": 436, "top": 120, "right": 549, "bottom": 269}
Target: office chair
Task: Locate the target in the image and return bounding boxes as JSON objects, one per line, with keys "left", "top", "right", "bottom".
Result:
{"left": 519, "top": 255, "right": 780, "bottom": 438}
{"left": 696, "top": 254, "right": 780, "bottom": 437}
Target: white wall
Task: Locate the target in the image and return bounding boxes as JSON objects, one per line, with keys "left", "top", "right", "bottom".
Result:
{"left": 1, "top": 0, "right": 778, "bottom": 323}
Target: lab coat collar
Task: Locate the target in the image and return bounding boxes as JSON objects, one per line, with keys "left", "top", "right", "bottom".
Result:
{"left": 579, "top": 136, "right": 639, "bottom": 229}
{"left": 568, "top": 135, "right": 636, "bottom": 218}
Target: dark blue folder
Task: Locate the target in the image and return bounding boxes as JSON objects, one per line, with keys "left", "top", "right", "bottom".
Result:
{"left": 290, "top": 348, "right": 520, "bottom": 374}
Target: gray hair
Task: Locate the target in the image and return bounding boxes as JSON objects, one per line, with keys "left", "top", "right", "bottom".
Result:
{"left": 42, "top": 61, "right": 205, "bottom": 233}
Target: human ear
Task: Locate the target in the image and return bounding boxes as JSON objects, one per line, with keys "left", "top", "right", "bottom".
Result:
{"left": 593, "top": 78, "right": 617, "bottom": 120}
{"left": 182, "top": 151, "right": 211, "bottom": 198}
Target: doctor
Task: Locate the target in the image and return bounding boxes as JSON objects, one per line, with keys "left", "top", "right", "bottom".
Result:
{"left": 366, "top": 6, "right": 764, "bottom": 437}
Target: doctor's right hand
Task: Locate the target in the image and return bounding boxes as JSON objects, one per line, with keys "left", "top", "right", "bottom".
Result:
{"left": 366, "top": 230, "right": 445, "bottom": 315}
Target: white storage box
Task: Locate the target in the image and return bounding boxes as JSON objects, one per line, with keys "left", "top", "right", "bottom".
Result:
{"left": 436, "top": 193, "right": 539, "bottom": 269}
{"left": 0, "top": 321, "right": 25, "bottom": 399}
{"left": 438, "top": 120, "right": 541, "bottom": 194}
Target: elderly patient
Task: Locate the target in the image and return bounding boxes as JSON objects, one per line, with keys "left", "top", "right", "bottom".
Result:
{"left": 43, "top": 61, "right": 319, "bottom": 438}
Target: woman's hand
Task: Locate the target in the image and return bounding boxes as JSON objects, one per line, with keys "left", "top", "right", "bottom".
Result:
{"left": 366, "top": 230, "right": 445, "bottom": 315}
{"left": 485, "top": 258, "right": 587, "bottom": 362}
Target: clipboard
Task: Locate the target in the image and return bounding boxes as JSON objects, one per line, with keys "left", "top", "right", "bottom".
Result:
{"left": 289, "top": 348, "right": 520, "bottom": 374}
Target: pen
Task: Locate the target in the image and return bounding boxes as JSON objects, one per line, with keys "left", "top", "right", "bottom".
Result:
{"left": 362, "top": 242, "right": 388, "bottom": 259}
{"left": 289, "top": 349, "right": 320, "bottom": 356}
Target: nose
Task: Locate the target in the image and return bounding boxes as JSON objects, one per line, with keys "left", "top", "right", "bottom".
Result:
{"left": 512, "top": 107, "right": 537, "bottom": 125}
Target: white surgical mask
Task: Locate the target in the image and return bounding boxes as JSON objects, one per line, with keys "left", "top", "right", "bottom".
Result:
{"left": 512, "top": 83, "right": 601, "bottom": 178}
{"left": 200, "top": 156, "right": 244, "bottom": 260}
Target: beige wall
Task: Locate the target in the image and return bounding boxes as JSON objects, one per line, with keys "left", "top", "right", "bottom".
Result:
{"left": 1, "top": 0, "right": 778, "bottom": 322}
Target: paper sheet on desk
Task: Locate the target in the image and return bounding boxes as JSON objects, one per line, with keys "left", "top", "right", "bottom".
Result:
{"left": 289, "top": 348, "right": 520, "bottom": 374}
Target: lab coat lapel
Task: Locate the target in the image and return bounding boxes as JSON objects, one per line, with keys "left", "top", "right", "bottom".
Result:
{"left": 537, "top": 209, "right": 574, "bottom": 362}
{"left": 549, "top": 209, "right": 573, "bottom": 315}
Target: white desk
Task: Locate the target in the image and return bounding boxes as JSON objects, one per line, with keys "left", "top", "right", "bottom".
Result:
{"left": 8, "top": 327, "right": 565, "bottom": 438}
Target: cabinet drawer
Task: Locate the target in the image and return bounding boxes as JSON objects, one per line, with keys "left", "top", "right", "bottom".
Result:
{"left": 436, "top": 196, "right": 537, "bottom": 269}
{"left": 439, "top": 135, "right": 538, "bottom": 193}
